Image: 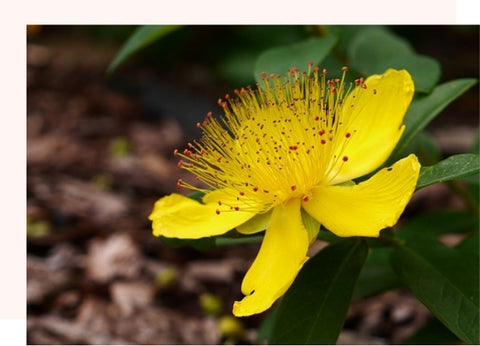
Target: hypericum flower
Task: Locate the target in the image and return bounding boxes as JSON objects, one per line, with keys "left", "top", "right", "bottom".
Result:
{"left": 149, "top": 66, "right": 421, "bottom": 317}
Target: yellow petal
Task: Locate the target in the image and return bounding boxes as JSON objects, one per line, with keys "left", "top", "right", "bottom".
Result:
{"left": 233, "top": 198, "right": 309, "bottom": 316}
{"left": 328, "top": 69, "right": 414, "bottom": 185}
{"left": 149, "top": 191, "right": 257, "bottom": 239}
{"left": 303, "top": 154, "right": 420, "bottom": 237}
{"left": 236, "top": 210, "right": 272, "bottom": 235}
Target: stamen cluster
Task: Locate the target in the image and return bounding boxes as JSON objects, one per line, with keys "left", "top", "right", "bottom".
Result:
{"left": 174, "top": 65, "right": 367, "bottom": 213}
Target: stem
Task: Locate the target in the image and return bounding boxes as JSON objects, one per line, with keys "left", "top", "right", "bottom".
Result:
{"left": 376, "top": 232, "right": 405, "bottom": 248}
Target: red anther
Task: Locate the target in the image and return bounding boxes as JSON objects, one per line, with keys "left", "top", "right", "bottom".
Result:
{"left": 216, "top": 209, "right": 221, "bottom": 215}
{"left": 263, "top": 190, "right": 269, "bottom": 193}
{"left": 322, "top": 69, "right": 327, "bottom": 75}
{"left": 176, "top": 179, "right": 183, "bottom": 188}
{"left": 217, "top": 156, "right": 222, "bottom": 162}
{"left": 302, "top": 195, "right": 309, "bottom": 202}
{"left": 291, "top": 185, "right": 297, "bottom": 191}
{"left": 187, "top": 142, "right": 194, "bottom": 148}
{"left": 222, "top": 102, "right": 228, "bottom": 108}
{"left": 196, "top": 122, "right": 201, "bottom": 128}
{"left": 206, "top": 111, "right": 212, "bottom": 118}
{"left": 173, "top": 149, "right": 179, "bottom": 156}
{"left": 240, "top": 88, "right": 246, "bottom": 94}
{"left": 313, "top": 66, "right": 320, "bottom": 72}
{"left": 359, "top": 77, "right": 364, "bottom": 84}
{"left": 362, "top": 84, "right": 367, "bottom": 89}
{"left": 202, "top": 120, "right": 208, "bottom": 126}
{"left": 225, "top": 93, "right": 230, "bottom": 100}
{"left": 269, "top": 73, "right": 276, "bottom": 79}
{"left": 373, "top": 89, "right": 377, "bottom": 95}
{"left": 218, "top": 201, "right": 222, "bottom": 205}
{"left": 328, "top": 80, "right": 334, "bottom": 86}
{"left": 234, "top": 89, "right": 239, "bottom": 95}
{"left": 217, "top": 98, "right": 222, "bottom": 105}
{"left": 319, "top": 129, "right": 325, "bottom": 136}
{"left": 260, "top": 71, "right": 267, "bottom": 78}
{"left": 331, "top": 87, "right": 337, "bottom": 93}
{"left": 189, "top": 163, "right": 194, "bottom": 168}
{"left": 239, "top": 191, "right": 245, "bottom": 196}
{"left": 253, "top": 187, "right": 258, "bottom": 192}
{"left": 308, "top": 61, "right": 313, "bottom": 66}
{"left": 177, "top": 160, "right": 184, "bottom": 168}
{"left": 314, "top": 116, "right": 320, "bottom": 121}
{"left": 289, "top": 145, "right": 298, "bottom": 150}
{"left": 183, "top": 149, "right": 189, "bottom": 155}
{"left": 342, "top": 156, "right": 349, "bottom": 162}
{"left": 234, "top": 206, "right": 240, "bottom": 211}
{"left": 321, "top": 139, "right": 326, "bottom": 145}
{"left": 354, "top": 79, "right": 361, "bottom": 85}
{"left": 335, "top": 78, "right": 340, "bottom": 83}
{"left": 342, "top": 66, "right": 348, "bottom": 71}
{"left": 345, "top": 132, "right": 351, "bottom": 138}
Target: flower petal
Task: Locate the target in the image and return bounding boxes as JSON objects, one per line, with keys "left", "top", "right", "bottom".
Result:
{"left": 328, "top": 69, "right": 414, "bottom": 185}
{"left": 149, "top": 191, "right": 257, "bottom": 239}
{"left": 233, "top": 198, "right": 309, "bottom": 316}
{"left": 236, "top": 210, "right": 272, "bottom": 235}
{"left": 303, "top": 154, "right": 420, "bottom": 237}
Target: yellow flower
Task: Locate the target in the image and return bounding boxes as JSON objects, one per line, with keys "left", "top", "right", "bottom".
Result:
{"left": 149, "top": 67, "right": 421, "bottom": 317}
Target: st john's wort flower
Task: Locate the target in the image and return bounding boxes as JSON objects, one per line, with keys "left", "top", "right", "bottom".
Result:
{"left": 149, "top": 66, "right": 421, "bottom": 317}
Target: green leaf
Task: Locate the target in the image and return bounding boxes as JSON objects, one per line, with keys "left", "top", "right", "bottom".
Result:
{"left": 401, "top": 318, "right": 460, "bottom": 345}
{"left": 417, "top": 153, "right": 480, "bottom": 189}
{"left": 352, "top": 247, "right": 400, "bottom": 299}
{"left": 391, "top": 236, "right": 479, "bottom": 344}
{"left": 256, "top": 303, "right": 280, "bottom": 343}
{"left": 254, "top": 35, "right": 337, "bottom": 85}
{"left": 456, "top": 233, "right": 480, "bottom": 256}
{"left": 348, "top": 27, "right": 413, "bottom": 70}
{"left": 397, "top": 210, "right": 479, "bottom": 240}
{"left": 391, "top": 78, "right": 477, "bottom": 160}
{"left": 107, "top": 25, "right": 181, "bottom": 74}
{"left": 347, "top": 27, "right": 440, "bottom": 93}
{"left": 270, "top": 238, "right": 368, "bottom": 344}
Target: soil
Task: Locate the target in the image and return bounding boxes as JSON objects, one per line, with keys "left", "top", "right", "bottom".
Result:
{"left": 27, "top": 26, "right": 478, "bottom": 345}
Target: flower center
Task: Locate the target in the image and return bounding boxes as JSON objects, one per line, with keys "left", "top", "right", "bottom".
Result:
{"left": 175, "top": 65, "right": 364, "bottom": 212}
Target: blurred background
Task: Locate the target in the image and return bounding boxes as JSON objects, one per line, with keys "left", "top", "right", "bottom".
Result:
{"left": 27, "top": 25, "right": 478, "bottom": 344}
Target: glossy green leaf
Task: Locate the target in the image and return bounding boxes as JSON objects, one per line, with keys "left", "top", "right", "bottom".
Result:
{"left": 254, "top": 35, "right": 337, "bottom": 85}
{"left": 352, "top": 247, "right": 400, "bottom": 299}
{"left": 397, "top": 210, "right": 479, "bottom": 240}
{"left": 391, "top": 78, "right": 477, "bottom": 160}
{"left": 107, "top": 25, "right": 181, "bottom": 74}
{"left": 347, "top": 27, "right": 440, "bottom": 92}
{"left": 417, "top": 153, "right": 480, "bottom": 189}
{"left": 391, "top": 236, "right": 479, "bottom": 344}
{"left": 348, "top": 27, "right": 413, "bottom": 69}
{"left": 256, "top": 303, "right": 279, "bottom": 343}
{"left": 270, "top": 238, "right": 368, "bottom": 344}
